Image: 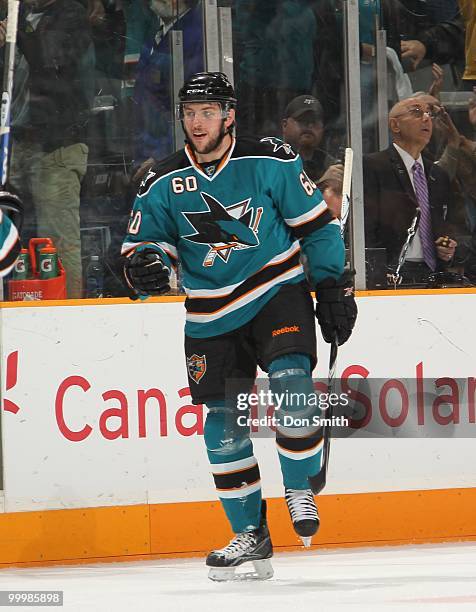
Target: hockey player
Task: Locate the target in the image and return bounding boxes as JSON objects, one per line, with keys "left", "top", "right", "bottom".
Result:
{"left": 122, "top": 72, "right": 357, "bottom": 581}
{"left": 0, "top": 191, "right": 22, "bottom": 277}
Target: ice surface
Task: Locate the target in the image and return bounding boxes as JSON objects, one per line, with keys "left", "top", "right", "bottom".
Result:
{"left": 0, "top": 542, "right": 475, "bottom": 611}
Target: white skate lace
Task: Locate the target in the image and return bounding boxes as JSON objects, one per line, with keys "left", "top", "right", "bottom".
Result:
{"left": 285, "top": 488, "right": 317, "bottom": 523}
{"left": 216, "top": 532, "right": 257, "bottom": 558}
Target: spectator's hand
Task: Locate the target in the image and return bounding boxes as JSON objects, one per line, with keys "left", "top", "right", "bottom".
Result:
{"left": 319, "top": 163, "right": 344, "bottom": 193}
{"left": 88, "top": 0, "right": 105, "bottom": 26}
{"left": 435, "top": 236, "right": 457, "bottom": 262}
{"left": 401, "top": 39, "right": 426, "bottom": 71}
{"left": 322, "top": 187, "right": 342, "bottom": 219}
{"left": 435, "top": 107, "right": 461, "bottom": 148}
{"left": 132, "top": 157, "right": 156, "bottom": 184}
{"left": 0, "top": 20, "right": 7, "bottom": 49}
{"left": 428, "top": 63, "right": 444, "bottom": 99}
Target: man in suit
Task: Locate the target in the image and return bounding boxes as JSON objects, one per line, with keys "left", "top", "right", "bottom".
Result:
{"left": 364, "top": 96, "right": 457, "bottom": 285}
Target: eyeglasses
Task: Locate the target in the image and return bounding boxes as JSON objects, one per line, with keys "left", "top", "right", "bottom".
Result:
{"left": 394, "top": 105, "right": 442, "bottom": 120}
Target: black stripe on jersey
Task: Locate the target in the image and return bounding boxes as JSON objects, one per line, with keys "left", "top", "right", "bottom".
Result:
{"left": 276, "top": 433, "right": 323, "bottom": 453}
{"left": 291, "top": 209, "right": 335, "bottom": 240}
{"left": 137, "top": 150, "right": 190, "bottom": 197}
{"left": 186, "top": 250, "right": 301, "bottom": 315}
{"left": 232, "top": 136, "right": 298, "bottom": 162}
{"left": 0, "top": 237, "right": 20, "bottom": 273}
{"left": 213, "top": 464, "right": 261, "bottom": 491}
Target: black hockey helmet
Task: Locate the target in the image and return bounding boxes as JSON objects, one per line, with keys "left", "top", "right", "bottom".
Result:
{"left": 178, "top": 71, "right": 236, "bottom": 105}
{"left": 176, "top": 72, "right": 237, "bottom": 122}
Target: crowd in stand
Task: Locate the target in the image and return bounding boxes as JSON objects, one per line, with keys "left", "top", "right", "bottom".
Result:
{"left": 0, "top": 0, "right": 474, "bottom": 297}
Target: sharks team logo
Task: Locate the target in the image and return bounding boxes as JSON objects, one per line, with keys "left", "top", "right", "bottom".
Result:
{"left": 260, "top": 137, "right": 295, "bottom": 156}
{"left": 182, "top": 192, "right": 263, "bottom": 267}
{"left": 187, "top": 354, "right": 207, "bottom": 384}
{"left": 137, "top": 168, "right": 158, "bottom": 197}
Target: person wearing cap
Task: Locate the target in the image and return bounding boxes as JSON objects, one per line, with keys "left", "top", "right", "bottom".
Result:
{"left": 282, "top": 95, "right": 344, "bottom": 217}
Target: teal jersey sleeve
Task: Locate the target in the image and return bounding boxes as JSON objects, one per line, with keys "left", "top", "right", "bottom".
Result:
{"left": 0, "top": 211, "right": 20, "bottom": 277}
{"left": 268, "top": 150, "right": 345, "bottom": 285}
{"left": 122, "top": 176, "right": 178, "bottom": 271}
{"left": 300, "top": 223, "right": 345, "bottom": 285}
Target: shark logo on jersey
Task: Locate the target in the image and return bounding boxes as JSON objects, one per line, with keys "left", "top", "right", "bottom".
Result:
{"left": 182, "top": 192, "right": 263, "bottom": 267}
{"left": 138, "top": 168, "right": 158, "bottom": 197}
{"left": 260, "top": 137, "right": 295, "bottom": 156}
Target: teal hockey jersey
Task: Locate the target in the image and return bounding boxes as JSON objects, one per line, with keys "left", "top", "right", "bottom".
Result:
{"left": 0, "top": 209, "right": 20, "bottom": 277}
{"left": 122, "top": 136, "right": 345, "bottom": 338}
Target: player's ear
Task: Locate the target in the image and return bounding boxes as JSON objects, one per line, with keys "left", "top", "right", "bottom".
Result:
{"left": 225, "top": 108, "right": 236, "bottom": 130}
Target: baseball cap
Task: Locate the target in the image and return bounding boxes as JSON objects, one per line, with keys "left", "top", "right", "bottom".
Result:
{"left": 284, "top": 95, "right": 323, "bottom": 121}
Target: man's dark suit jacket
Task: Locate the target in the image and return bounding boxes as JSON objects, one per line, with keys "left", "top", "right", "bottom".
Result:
{"left": 363, "top": 145, "right": 452, "bottom": 268}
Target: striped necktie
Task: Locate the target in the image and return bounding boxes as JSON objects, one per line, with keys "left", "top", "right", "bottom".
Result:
{"left": 412, "top": 161, "right": 437, "bottom": 271}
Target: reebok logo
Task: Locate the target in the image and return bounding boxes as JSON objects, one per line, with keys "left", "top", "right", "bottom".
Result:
{"left": 272, "top": 325, "right": 300, "bottom": 337}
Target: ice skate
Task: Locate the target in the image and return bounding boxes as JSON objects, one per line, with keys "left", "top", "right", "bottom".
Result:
{"left": 285, "top": 488, "right": 319, "bottom": 547}
{"left": 206, "top": 500, "right": 273, "bottom": 582}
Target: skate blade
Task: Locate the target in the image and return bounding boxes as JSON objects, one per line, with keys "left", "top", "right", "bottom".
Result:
{"left": 208, "top": 559, "right": 274, "bottom": 582}
{"left": 300, "top": 536, "right": 312, "bottom": 548}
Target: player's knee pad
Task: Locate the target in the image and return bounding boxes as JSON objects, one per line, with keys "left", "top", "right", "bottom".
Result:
{"left": 268, "top": 353, "right": 316, "bottom": 421}
{"left": 268, "top": 353, "right": 312, "bottom": 396}
{"left": 204, "top": 402, "right": 251, "bottom": 457}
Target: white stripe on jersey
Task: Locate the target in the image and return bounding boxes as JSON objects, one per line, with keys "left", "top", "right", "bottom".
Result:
{"left": 276, "top": 438, "right": 324, "bottom": 461}
{"left": 121, "top": 240, "right": 178, "bottom": 260}
{"left": 230, "top": 154, "right": 298, "bottom": 164}
{"left": 153, "top": 241, "right": 178, "bottom": 259}
{"left": 216, "top": 480, "right": 261, "bottom": 499}
{"left": 284, "top": 199, "right": 327, "bottom": 227}
{"left": 184, "top": 241, "right": 301, "bottom": 298}
{"left": 186, "top": 264, "right": 303, "bottom": 323}
{"left": 211, "top": 455, "right": 258, "bottom": 475}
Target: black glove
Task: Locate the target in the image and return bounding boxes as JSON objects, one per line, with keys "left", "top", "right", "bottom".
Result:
{"left": 124, "top": 249, "right": 170, "bottom": 296}
{"left": 315, "top": 269, "right": 357, "bottom": 345}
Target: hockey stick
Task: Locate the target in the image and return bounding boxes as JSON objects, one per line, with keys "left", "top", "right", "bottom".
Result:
{"left": 309, "top": 147, "right": 353, "bottom": 495}
{"left": 0, "top": 0, "right": 23, "bottom": 231}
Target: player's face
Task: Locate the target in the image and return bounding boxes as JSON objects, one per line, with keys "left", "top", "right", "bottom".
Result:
{"left": 282, "top": 114, "right": 323, "bottom": 151}
{"left": 182, "top": 102, "right": 234, "bottom": 157}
